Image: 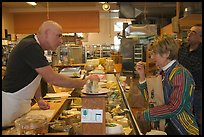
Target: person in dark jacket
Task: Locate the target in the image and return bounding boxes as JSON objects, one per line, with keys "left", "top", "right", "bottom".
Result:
{"left": 178, "top": 24, "right": 202, "bottom": 135}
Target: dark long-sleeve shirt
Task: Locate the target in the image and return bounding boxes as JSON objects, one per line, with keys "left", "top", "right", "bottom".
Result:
{"left": 178, "top": 43, "right": 202, "bottom": 90}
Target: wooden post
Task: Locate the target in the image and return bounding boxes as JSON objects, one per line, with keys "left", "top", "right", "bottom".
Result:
{"left": 176, "top": 2, "right": 181, "bottom": 40}
{"left": 81, "top": 94, "right": 107, "bottom": 135}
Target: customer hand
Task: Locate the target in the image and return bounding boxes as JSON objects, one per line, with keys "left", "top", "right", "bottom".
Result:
{"left": 136, "top": 111, "right": 151, "bottom": 134}
{"left": 38, "top": 99, "right": 50, "bottom": 110}
{"left": 135, "top": 61, "right": 145, "bottom": 74}
{"left": 135, "top": 61, "right": 146, "bottom": 81}
{"left": 136, "top": 111, "right": 145, "bottom": 122}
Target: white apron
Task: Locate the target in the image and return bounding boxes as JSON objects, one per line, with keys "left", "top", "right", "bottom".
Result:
{"left": 2, "top": 74, "right": 42, "bottom": 127}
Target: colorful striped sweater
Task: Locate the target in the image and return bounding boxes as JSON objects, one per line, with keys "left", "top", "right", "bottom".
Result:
{"left": 138, "top": 61, "right": 199, "bottom": 135}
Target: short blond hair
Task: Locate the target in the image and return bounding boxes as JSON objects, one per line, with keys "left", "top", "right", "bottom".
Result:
{"left": 149, "top": 35, "right": 178, "bottom": 60}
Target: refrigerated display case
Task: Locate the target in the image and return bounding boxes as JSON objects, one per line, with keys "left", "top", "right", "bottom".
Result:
{"left": 2, "top": 73, "right": 142, "bottom": 135}
{"left": 56, "top": 74, "right": 142, "bottom": 135}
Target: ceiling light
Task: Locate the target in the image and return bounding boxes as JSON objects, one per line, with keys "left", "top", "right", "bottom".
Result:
{"left": 26, "top": 2, "right": 37, "bottom": 6}
{"left": 102, "top": 2, "right": 111, "bottom": 11}
{"left": 110, "top": 10, "right": 119, "bottom": 13}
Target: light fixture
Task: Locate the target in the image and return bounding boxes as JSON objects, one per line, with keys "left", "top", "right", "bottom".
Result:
{"left": 26, "top": 2, "right": 37, "bottom": 6}
{"left": 102, "top": 2, "right": 111, "bottom": 11}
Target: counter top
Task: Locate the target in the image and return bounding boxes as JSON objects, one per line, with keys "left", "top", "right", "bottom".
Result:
{"left": 52, "top": 63, "right": 86, "bottom": 68}
{"left": 27, "top": 97, "right": 68, "bottom": 122}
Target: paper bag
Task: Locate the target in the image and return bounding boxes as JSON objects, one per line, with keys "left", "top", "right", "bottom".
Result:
{"left": 146, "top": 75, "right": 165, "bottom": 131}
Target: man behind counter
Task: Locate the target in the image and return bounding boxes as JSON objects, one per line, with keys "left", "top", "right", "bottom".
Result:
{"left": 2, "top": 20, "right": 99, "bottom": 127}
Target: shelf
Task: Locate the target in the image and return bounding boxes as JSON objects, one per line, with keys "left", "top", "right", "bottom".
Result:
{"left": 103, "top": 51, "right": 110, "bottom": 53}
{"left": 135, "top": 48, "right": 142, "bottom": 50}
{"left": 92, "top": 44, "right": 111, "bottom": 58}
{"left": 135, "top": 53, "right": 142, "bottom": 55}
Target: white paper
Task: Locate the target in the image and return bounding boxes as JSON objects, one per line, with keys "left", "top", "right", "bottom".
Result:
{"left": 26, "top": 109, "right": 55, "bottom": 118}
{"left": 81, "top": 108, "right": 103, "bottom": 123}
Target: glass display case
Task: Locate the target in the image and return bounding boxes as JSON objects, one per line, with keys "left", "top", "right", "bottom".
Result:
{"left": 115, "top": 75, "right": 142, "bottom": 135}
{"left": 54, "top": 74, "right": 142, "bottom": 135}
{"left": 2, "top": 73, "right": 142, "bottom": 135}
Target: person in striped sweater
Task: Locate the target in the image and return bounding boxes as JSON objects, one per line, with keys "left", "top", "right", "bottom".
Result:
{"left": 135, "top": 35, "right": 199, "bottom": 135}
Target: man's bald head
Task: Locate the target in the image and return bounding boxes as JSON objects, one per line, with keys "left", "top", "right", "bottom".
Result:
{"left": 38, "top": 20, "right": 62, "bottom": 35}
{"left": 37, "top": 20, "right": 63, "bottom": 50}
{"left": 187, "top": 24, "right": 202, "bottom": 47}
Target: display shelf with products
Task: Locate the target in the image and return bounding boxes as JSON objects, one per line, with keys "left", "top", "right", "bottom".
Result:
{"left": 134, "top": 44, "right": 144, "bottom": 63}
{"left": 133, "top": 38, "right": 148, "bottom": 77}
{"left": 2, "top": 40, "right": 16, "bottom": 66}
{"left": 92, "top": 44, "right": 111, "bottom": 58}
{"left": 93, "top": 44, "right": 102, "bottom": 58}
{"left": 62, "top": 33, "right": 83, "bottom": 46}
{"left": 101, "top": 44, "right": 112, "bottom": 57}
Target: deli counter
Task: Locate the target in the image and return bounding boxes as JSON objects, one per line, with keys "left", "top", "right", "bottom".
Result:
{"left": 2, "top": 72, "right": 142, "bottom": 135}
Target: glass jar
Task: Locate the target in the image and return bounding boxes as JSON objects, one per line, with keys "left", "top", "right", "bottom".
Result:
{"left": 14, "top": 115, "right": 48, "bottom": 135}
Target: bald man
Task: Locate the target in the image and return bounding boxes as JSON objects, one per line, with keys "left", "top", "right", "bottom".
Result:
{"left": 2, "top": 20, "right": 99, "bottom": 127}
{"left": 178, "top": 24, "right": 202, "bottom": 135}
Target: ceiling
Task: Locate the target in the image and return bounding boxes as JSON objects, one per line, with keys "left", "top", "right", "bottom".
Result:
{"left": 2, "top": 2, "right": 118, "bottom": 12}
{"left": 3, "top": 2, "right": 202, "bottom": 14}
{"left": 2, "top": 2, "right": 202, "bottom": 27}
{"left": 2, "top": 2, "right": 99, "bottom": 9}
{"left": 121, "top": 2, "right": 201, "bottom": 16}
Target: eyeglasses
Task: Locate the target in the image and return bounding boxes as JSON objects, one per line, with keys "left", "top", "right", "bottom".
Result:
{"left": 187, "top": 30, "right": 197, "bottom": 35}
{"left": 187, "top": 30, "right": 201, "bottom": 36}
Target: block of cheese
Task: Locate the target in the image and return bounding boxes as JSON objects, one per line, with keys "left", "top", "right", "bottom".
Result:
{"left": 106, "top": 123, "right": 124, "bottom": 135}
{"left": 116, "top": 117, "right": 129, "bottom": 127}
{"left": 146, "top": 130, "right": 167, "bottom": 135}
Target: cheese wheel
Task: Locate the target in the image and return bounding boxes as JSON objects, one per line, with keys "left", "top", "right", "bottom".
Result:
{"left": 106, "top": 123, "right": 124, "bottom": 135}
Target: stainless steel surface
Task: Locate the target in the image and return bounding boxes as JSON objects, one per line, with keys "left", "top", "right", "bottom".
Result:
{"left": 125, "top": 24, "right": 157, "bottom": 37}
{"left": 121, "top": 38, "right": 136, "bottom": 75}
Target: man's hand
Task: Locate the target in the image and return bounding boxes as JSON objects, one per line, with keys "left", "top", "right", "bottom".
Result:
{"left": 37, "top": 99, "right": 50, "bottom": 110}
{"left": 85, "top": 74, "right": 100, "bottom": 82}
